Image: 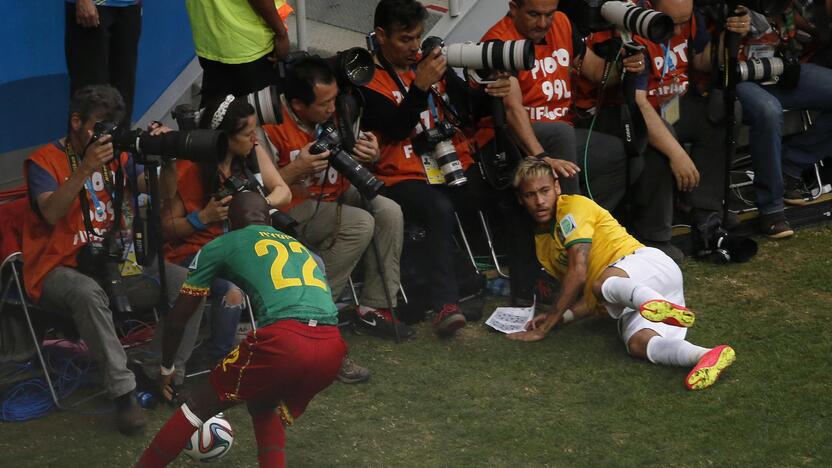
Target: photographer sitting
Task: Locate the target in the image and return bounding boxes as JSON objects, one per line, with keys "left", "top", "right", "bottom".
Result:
{"left": 361, "top": 0, "right": 533, "bottom": 331}
{"left": 631, "top": 0, "right": 748, "bottom": 238}
{"left": 479, "top": 0, "right": 636, "bottom": 210}
{"left": 735, "top": 7, "right": 832, "bottom": 237}
{"left": 22, "top": 85, "right": 198, "bottom": 435}
{"left": 261, "top": 56, "right": 414, "bottom": 346}
{"left": 161, "top": 96, "right": 291, "bottom": 364}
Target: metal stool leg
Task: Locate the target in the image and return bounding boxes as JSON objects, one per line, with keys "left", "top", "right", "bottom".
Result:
{"left": 809, "top": 161, "right": 826, "bottom": 201}
{"left": 454, "top": 212, "right": 480, "bottom": 274}
{"left": 478, "top": 211, "right": 509, "bottom": 278}
{"left": 9, "top": 260, "right": 63, "bottom": 408}
{"left": 347, "top": 276, "right": 360, "bottom": 306}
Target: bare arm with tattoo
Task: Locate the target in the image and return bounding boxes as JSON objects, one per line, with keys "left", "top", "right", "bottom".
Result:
{"left": 508, "top": 242, "right": 591, "bottom": 341}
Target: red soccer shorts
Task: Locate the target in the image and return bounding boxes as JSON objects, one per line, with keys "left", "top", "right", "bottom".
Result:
{"left": 209, "top": 319, "right": 346, "bottom": 425}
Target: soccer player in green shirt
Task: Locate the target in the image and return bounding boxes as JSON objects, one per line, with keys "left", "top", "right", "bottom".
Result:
{"left": 138, "top": 193, "right": 346, "bottom": 467}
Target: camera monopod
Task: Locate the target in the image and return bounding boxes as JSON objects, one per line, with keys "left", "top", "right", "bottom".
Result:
{"left": 335, "top": 95, "right": 403, "bottom": 343}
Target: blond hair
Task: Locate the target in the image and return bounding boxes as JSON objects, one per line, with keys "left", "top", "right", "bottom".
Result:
{"left": 512, "top": 157, "right": 557, "bottom": 189}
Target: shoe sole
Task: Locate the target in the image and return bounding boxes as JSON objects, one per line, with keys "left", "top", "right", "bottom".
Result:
{"left": 435, "top": 314, "right": 466, "bottom": 336}
{"left": 337, "top": 373, "right": 371, "bottom": 384}
{"left": 784, "top": 198, "right": 808, "bottom": 206}
{"left": 766, "top": 229, "right": 795, "bottom": 239}
{"left": 352, "top": 322, "right": 416, "bottom": 340}
{"left": 686, "top": 346, "right": 736, "bottom": 390}
{"left": 639, "top": 300, "right": 695, "bottom": 328}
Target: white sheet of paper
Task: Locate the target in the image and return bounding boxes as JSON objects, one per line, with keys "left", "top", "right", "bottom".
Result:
{"left": 486, "top": 303, "right": 536, "bottom": 334}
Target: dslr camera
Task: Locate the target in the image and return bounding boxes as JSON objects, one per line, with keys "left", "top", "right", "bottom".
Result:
{"left": 692, "top": 211, "right": 758, "bottom": 264}
{"left": 215, "top": 175, "right": 299, "bottom": 233}
{"left": 309, "top": 123, "right": 385, "bottom": 199}
{"left": 736, "top": 54, "right": 801, "bottom": 88}
{"left": 92, "top": 121, "right": 228, "bottom": 164}
{"left": 411, "top": 120, "right": 467, "bottom": 187}
{"left": 76, "top": 234, "right": 133, "bottom": 317}
{"left": 559, "top": 0, "right": 674, "bottom": 42}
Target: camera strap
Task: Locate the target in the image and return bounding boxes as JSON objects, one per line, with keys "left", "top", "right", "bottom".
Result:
{"left": 66, "top": 141, "right": 128, "bottom": 252}
{"left": 377, "top": 50, "right": 431, "bottom": 135}
{"left": 66, "top": 142, "right": 110, "bottom": 241}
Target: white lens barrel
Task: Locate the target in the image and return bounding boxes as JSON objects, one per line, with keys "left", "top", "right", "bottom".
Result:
{"left": 738, "top": 57, "right": 784, "bottom": 81}
{"left": 601, "top": 1, "right": 673, "bottom": 43}
{"left": 248, "top": 86, "right": 280, "bottom": 125}
{"left": 444, "top": 40, "right": 533, "bottom": 71}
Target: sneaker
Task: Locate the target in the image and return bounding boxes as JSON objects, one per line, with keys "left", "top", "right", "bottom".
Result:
{"left": 783, "top": 174, "right": 810, "bottom": 206}
{"left": 685, "top": 345, "right": 736, "bottom": 390}
{"left": 759, "top": 211, "right": 794, "bottom": 239}
{"left": 114, "top": 391, "right": 146, "bottom": 436}
{"left": 644, "top": 241, "right": 684, "bottom": 264}
{"left": 337, "top": 356, "right": 371, "bottom": 384}
{"left": 433, "top": 303, "right": 467, "bottom": 336}
{"left": 353, "top": 307, "right": 415, "bottom": 340}
{"left": 639, "top": 299, "right": 695, "bottom": 328}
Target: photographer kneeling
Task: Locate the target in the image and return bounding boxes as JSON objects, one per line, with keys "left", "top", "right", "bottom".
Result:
{"left": 23, "top": 85, "right": 199, "bottom": 435}
{"left": 262, "top": 56, "right": 414, "bottom": 349}
{"left": 161, "top": 96, "right": 291, "bottom": 365}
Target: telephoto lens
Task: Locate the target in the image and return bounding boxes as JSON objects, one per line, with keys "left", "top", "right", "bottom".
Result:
{"left": 310, "top": 124, "right": 385, "bottom": 200}
{"left": 600, "top": 1, "right": 674, "bottom": 43}
{"left": 421, "top": 36, "right": 535, "bottom": 72}
{"left": 245, "top": 85, "right": 283, "bottom": 126}
{"left": 444, "top": 39, "right": 535, "bottom": 72}
{"left": 737, "top": 57, "right": 784, "bottom": 82}
{"left": 432, "top": 140, "right": 467, "bottom": 186}
{"left": 136, "top": 129, "right": 228, "bottom": 163}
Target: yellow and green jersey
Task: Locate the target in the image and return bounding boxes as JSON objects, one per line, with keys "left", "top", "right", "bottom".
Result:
{"left": 182, "top": 225, "right": 337, "bottom": 327}
{"left": 534, "top": 195, "right": 643, "bottom": 310}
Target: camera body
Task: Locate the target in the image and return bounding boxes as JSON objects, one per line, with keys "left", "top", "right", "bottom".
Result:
{"left": 214, "top": 176, "right": 299, "bottom": 233}
{"left": 309, "top": 123, "right": 385, "bottom": 199}
{"left": 411, "top": 121, "right": 467, "bottom": 187}
{"left": 76, "top": 236, "right": 133, "bottom": 316}
{"left": 692, "top": 212, "right": 758, "bottom": 263}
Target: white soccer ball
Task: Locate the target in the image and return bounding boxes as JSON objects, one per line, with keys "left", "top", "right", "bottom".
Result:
{"left": 183, "top": 413, "right": 235, "bottom": 462}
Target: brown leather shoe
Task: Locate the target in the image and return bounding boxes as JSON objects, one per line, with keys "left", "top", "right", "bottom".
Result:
{"left": 114, "top": 391, "right": 146, "bottom": 436}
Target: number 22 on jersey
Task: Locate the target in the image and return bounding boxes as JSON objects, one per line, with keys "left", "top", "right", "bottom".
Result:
{"left": 254, "top": 239, "right": 328, "bottom": 292}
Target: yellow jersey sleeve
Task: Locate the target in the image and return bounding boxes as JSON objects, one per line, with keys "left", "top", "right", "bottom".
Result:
{"left": 557, "top": 196, "right": 600, "bottom": 249}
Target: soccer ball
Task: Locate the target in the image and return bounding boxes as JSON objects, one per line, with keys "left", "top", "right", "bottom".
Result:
{"left": 183, "top": 413, "right": 235, "bottom": 462}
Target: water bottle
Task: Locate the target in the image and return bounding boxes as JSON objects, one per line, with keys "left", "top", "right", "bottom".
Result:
{"left": 137, "top": 391, "right": 156, "bottom": 409}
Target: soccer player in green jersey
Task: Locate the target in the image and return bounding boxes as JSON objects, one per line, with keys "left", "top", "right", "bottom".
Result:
{"left": 137, "top": 192, "right": 346, "bottom": 467}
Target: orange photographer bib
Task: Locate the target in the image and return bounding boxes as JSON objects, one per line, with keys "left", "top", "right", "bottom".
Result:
{"left": 262, "top": 105, "right": 349, "bottom": 210}
{"left": 364, "top": 65, "right": 473, "bottom": 187}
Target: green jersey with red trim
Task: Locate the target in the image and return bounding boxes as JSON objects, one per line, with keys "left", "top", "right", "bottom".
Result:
{"left": 182, "top": 224, "right": 337, "bottom": 327}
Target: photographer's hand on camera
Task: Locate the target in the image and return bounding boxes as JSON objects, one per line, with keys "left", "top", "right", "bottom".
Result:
{"left": 484, "top": 73, "right": 513, "bottom": 98}
{"left": 201, "top": 195, "right": 232, "bottom": 224}
{"left": 413, "top": 47, "right": 448, "bottom": 92}
{"left": 80, "top": 133, "right": 115, "bottom": 175}
{"left": 726, "top": 6, "right": 751, "bottom": 37}
{"left": 283, "top": 142, "right": 331, "bottom": 184}
{"left": 622, "top": 51, "right": 646, "bottom": 75}
{"left": 351, "top": 132, "right": 380, "bottom": 164}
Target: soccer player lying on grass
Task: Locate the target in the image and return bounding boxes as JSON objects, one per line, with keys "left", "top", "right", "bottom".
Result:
{"left": 137, "top": 192, "right": 346, "bottom": 467}
{"left": 509, "top": 157, "right": 735, "bottom": 390}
